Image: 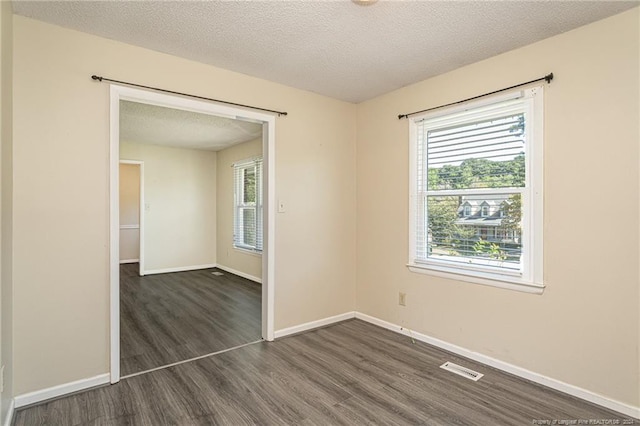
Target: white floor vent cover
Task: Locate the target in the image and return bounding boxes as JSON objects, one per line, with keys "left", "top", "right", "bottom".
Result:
{"left": 440, "top": 361, "right": 484, "bottom": 381}
{"left": 211, "top": 272, "right": 224, "bottom": 276}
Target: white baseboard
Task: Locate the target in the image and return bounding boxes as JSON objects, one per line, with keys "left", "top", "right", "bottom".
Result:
{"left": 143, "top": 263, "right": 217, "bottom": 275}
{"left": 119, "top": 259, "right": 139, "bottom": 264}
{"left": 3, "top": 398, "right": 14, "bottom": 426}
{"left": 355, "top": 312, "right": 640, "bottom": 420}
{"left": 274, "top": 312, "right": 355, "bottom": 339}
{"left": 215, "top": 264, "right": 262, "bottom": 284}
{"left": 14, "top": 374, "right": 110, "bottom": 409}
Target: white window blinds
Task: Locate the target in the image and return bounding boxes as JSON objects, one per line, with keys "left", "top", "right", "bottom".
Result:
{"left": 233, "top": 157, "right": 263, "bottom": 252}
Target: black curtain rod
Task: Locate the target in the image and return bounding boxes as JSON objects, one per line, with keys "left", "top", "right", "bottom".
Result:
{"left": 397, "top": 73, "right": 553, "bottom": 120}
{"left": 91, "top": 75, "right": 288, "bottom": 117}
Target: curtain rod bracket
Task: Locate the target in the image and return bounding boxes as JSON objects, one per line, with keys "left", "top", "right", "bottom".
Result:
{"left": 398, "top": 72, "right": 554, "bottom": 120}
{"left": 91, "top": 74, "right": 288, "bottom": 117}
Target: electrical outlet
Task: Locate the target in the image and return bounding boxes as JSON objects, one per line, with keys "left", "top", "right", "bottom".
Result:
{"left": 399, "top": 292, "right": 406, "bottom": 306}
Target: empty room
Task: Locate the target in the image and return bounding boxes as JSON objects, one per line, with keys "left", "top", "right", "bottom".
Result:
{"left": 118, "top": 100, "right": 265, "bottom": 377}
{"left": 0, "top": 1, "right": 639, "bottom": 425}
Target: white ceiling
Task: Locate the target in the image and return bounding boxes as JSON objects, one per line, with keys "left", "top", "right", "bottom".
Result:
{"left": 119, "top": 101, "right": 263, "bottom": 151}
{"left": 12, "top": 1, "right": 639, "bottom": 103}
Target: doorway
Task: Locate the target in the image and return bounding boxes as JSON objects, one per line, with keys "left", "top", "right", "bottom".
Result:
{"left": 109, "top": 85, "right": 275, "bottom": 383}
{"left": 118, "top": 160, "right": 144, "bottom": 276}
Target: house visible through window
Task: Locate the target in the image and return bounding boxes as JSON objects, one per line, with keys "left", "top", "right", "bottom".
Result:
{"left": 234, "top": 157, "right": 263, "bottom": 253}
{"left": 408, "top": 87, "right": 544, "bottom": 291}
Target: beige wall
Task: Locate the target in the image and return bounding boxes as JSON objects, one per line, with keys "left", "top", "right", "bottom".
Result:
{"left": 119, "top": 163, "right": 140, "bottom": 262}
{"left": 12, "top": 16, "right": 356, "bottom": 395}
{"left": 119, "top": 230, "right": 139, "bottom": 264}
{"left": 356, "top": 8, "right": 639, "bottom": 407}
{"left": 216, "top": 137, "right": 263, "bottom": 281}
{"left": 120, "top": 141, "right": 216, "bottom": 272}
{"left": 0, "top": 2, "right": 12, "bottom": 423}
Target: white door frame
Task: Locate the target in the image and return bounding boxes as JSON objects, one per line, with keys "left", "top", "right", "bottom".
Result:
{"left": 118, "top": 160, "right": 145, "bottom": 275}
{"left": 109, "top": 85, "right": 276, "bottom": 384}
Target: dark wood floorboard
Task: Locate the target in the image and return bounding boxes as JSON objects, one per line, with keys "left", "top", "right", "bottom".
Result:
{"left": 14, "top": 320, "right": 636, "bottom": 425}
{"left": 119, "top": 263, "right": 262, "bottom": 376}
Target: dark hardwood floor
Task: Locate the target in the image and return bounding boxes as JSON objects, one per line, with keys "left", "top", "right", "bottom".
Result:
{"left": 14, "top": 319, "right": 634, "bottom": 425}
{"left": 120, "top": 263, "right": 262, "bottom": 376}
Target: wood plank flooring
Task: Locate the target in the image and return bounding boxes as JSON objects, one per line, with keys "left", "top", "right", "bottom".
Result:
{"left": 14, "top": 320, "right": 635, "bottom": 425}
{"left": 120, "top": 263, "right": 262, "bottom": 376}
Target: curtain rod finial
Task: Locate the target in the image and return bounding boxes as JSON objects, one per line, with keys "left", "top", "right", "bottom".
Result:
{"left": 398, "top": 114, "right": 407, "bottom": 120}
{"left": 545, "top": 73, "right": 553, "bottom": 83}
{"left": 91, "top": 75, "right": 103, "bottom": 82}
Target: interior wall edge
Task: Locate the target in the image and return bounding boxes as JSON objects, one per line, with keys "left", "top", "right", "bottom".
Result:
{"left": 142, "top": 263, "right": 217, "bottom": 276}
{"left": 13, "top": 374, "right": 110, "bottom": 409}
{"left": 273, "top": 311, "right": 356, "bottom": 339}
{"left": 0, "top": 2, "right": 14, "bottom": 424}
{"left": 215, "top": 264, "right": 262, "bottom": 284}
{"left": 1, "top": 399, "right": 13, "bottom": 426}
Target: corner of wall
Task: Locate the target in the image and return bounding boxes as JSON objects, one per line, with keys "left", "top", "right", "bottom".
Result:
{"left": 215, "top": 138, "right": 263, "bottom": 280}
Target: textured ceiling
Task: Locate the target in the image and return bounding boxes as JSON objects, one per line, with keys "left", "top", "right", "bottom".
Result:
{"left": 119, "top": 101, "right": 263, "bottom": 151}
{"left": 13, "top": 1, "right": 639, "bottom": 103}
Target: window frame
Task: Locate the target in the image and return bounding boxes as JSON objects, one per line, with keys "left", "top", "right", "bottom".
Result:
{"left": 233, "top": 157, "right": 263, "bottom": 254}
{"left": 407, "top": 87, "right": 544, "bottom": 294}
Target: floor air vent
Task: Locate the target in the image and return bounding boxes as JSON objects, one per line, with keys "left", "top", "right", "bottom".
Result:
{"left": 211, "top": 272, "right": 224, "bottom": 276}
{"left": 440, "top": 361, "right": 483, "bottom": 381}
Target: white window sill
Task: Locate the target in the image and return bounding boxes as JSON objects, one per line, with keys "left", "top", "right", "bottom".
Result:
{"left": 233, "top": 246, "right": 263, "bottom": 257}
{"left": 407, "top": 263, "right": 544, "bottom": 294}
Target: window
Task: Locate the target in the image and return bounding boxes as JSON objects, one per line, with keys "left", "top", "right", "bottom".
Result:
{"left": 409, "top": 87, "right": 544, "bottom": 292}
{"left": 234, "top": 157, "right": 263, "bottom": 253}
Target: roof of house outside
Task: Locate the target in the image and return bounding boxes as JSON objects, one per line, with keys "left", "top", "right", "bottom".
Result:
{"left": 456, "top": 194, "right": 512, "bottom": 227}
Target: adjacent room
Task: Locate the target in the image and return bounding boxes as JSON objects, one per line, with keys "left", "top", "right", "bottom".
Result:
{"left": 0, "top": 1, "right": 638, "bottom": 425}
{"left": 117, "top": 100, "right": 264, "bottom": 376}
